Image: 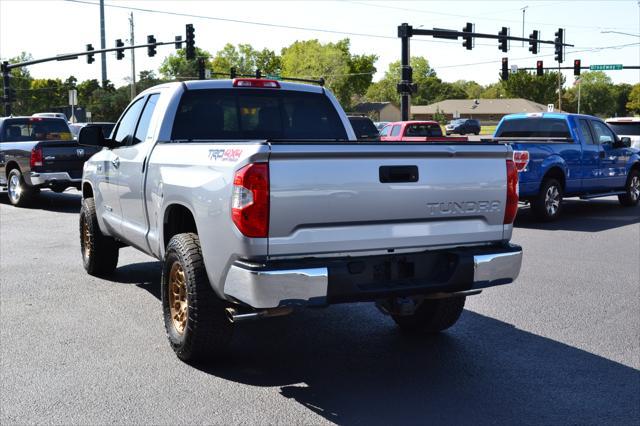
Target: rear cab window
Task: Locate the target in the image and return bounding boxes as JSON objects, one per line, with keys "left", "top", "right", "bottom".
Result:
{"left": 2, "top": 118, "right": 72, "bottom": 142}
{"left": 172, "top": 89, "right": 348, "bottom": 141}
{"left": 495, "top": 117, "right": 571, "bottom": 138}
{"left": 405, "top": 123, "right": 443, "bottom": 137}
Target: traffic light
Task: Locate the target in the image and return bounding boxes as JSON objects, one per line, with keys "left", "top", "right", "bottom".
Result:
{"left": 574, "top": 59, "right": 581, "bottom": 76}
{"left": 198, "top": 58, "right": 205, "bottom": 80}
{"left": 528, "top": 30, "right": 539, "bottom": 54}
{"left": 462, "top": 22, "right": 473, "bottom": 50}
{"left": 498, "top": 27, "right": 509, "bottom": 52}
{"left": 554, "top": 28, "right": 564, "bottom": 63}
{"left": 501, "top": 57, "right": 509, "bottom": 81}
{"left": 537, "top": 60, "right": 544, "bottom": 76}
{"left": 174, "top": 35, "right": 183, "bottom": 49}
{"left": 147, "top": 35, "right": 156, "bottom": 57}
{"left": 185, "top": 24, "right": 195, "bottom": 60}
{"left": 115, "top": 39, "right": 125, "bottom": 60}
{"left": 230, "top": 67, "right": 237, "bottom": 79}
{"left": 86, "top": 44, "right": 95, "bottom": 64}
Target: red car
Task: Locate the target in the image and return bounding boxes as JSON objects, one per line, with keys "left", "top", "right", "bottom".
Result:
{"left": 380, "top": 121, "right": 468, "bottom": 142}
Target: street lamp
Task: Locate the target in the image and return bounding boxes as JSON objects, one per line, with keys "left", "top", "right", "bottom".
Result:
{"left": 521, "top": 6, "right": 529, "bottom": 47}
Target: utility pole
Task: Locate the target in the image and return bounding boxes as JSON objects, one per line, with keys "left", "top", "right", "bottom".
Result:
{"left": 558, "top": 63, "right": 562, "bottom": 111}
{"left": 129, "top": 12, "right": 136, "bottom": 100}
{"left": 99, "top": 0, "right": 107, "bottom": 86}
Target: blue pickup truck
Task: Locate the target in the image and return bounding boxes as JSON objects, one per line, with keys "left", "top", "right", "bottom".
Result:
{"left": 493, "top": 113, "right": 640, "bottom": 221}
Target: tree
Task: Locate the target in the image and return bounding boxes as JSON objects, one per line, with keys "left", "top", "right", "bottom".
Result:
{"left": 281, "top": 39, "right": 375, "bottom": 108}
{"left": 480, "top": 82, "right": 507, "bottom": 99}
{"left": 501, "top": 70, "right": 562, "bottom": 105}
{"left": 365, "top": 57, "right": 446, "bottom": 106}
{"left": 626, "top": 83, "right": 640, "bottom": 115}
{"left": 211, "top": 43, "right": 280, "bottom": 76}
{"left": 451, "top": 80, "right": 483, "bottom": 99}
{"left": 563, "top": 71, "right": 616, "bottom": 117}
{"left": 159, "top": 47, "right": 212, "bottom": 80}
{"left": 1, "top": 52, "right": 34, "bottom": 114}
{"left": 613, "top": 83, "right": 633, "bottom": 117}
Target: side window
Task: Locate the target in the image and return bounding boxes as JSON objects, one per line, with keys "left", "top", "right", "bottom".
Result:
{"left": 112, "top": 98, "right": 145, "bottom": 145}
{"left": 380, "top": 125, "right": 391, "bottom": 136}
{"left": 591, "top": 121, "right": 616, "bottom": 145}
{"left": 578, "top": 119, "right": 595, "bottom": 144}
{"left": 132, "top": 94, "right": 160, "bottom": 145}
{"left": 390, "top": 125, "right": 401, "bottom": 136}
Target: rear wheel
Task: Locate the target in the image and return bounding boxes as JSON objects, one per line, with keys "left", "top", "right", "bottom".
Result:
{"left": 618, "top": 169, "right": 640, "bottom": 207}
{"left": 531, "top": 178, "right": 563, "bottom": 222}
{"left": 7, "top": 168, "right": 36, "bottom": 207}
{"left": 392, "top": 297, "right": 466, "bottom": 333}
{"left": 162, "top": 233, "right": 233, "bottom": 363}
{"left": 79, "top": 197, "right": 119, "bottom": 276}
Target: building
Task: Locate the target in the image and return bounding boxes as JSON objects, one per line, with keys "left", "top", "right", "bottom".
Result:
{"left": 411, "top": 98, "right": 549, "bottom": 125}
{"left": 351, "top": 102, "right": 401, "bottom": 122}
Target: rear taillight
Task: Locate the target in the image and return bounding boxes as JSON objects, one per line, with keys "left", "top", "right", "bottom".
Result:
{"left": 231, "top": 163, "right": 269, "bottom": 237}
{"left": 504, "top": 159, "right": 519, "bottom": 224}
{"left": 232, "top": 78, "right": 280, "bottom": 88}
{"left": 30, "top": 147, "right": 43, "bottom": 168}
{"left": 513, "top": 150, "right": 530, "bottom": 172}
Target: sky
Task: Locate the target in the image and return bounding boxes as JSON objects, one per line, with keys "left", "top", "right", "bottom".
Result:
{"left": 1, "top": 0, "right": 639, "bottom": 88}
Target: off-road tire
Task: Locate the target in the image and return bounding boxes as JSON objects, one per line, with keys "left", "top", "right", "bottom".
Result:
{"left": 79, "top": 197, "right": 119, "bottom": 276}
{"left": 7, "top": 168, "right": 36, "bottom": 207}
{"left": 530, "top": 178, "right": 563, "bottom": 222}
{"left": 162, "top": 233, "right": 233, "bottom": 363}
{"left": 618, "top": 169, "right": 640, "bottom": 207}
{"left": 392, "top": 296, "right": 466, "bottom": 333}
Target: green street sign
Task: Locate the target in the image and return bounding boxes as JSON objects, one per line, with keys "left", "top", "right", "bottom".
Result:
{"left": 589, "top": 64, "right": 623, "bottom": 71}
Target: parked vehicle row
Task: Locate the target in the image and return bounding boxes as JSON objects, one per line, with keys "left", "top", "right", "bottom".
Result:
{"left": 77, "top": 78, "right": 523, "bottom": 363}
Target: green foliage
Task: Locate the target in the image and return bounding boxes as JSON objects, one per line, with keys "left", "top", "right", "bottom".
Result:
{"left": 281, "top": 39, "right": 376, "bottom": 108}
{"left": 159, "top": 47, "right": 212, "bottom": 80}
{"left": 501, "top": 70, "right": 562, "bottom": 105}
{"left": 625, "top": 84, "right": 640, "bottom": 115}
{"left": 563, "top": 72, "right": 616, "bottom": 117}
{"left": 211, "top": 43, "right": 281, "bottom": 76}
{"left": 433, "top": 107, "right": 447, "bottom": 124}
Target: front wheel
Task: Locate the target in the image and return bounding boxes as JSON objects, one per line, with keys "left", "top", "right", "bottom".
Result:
{"left": 162, "top": 233, "right": 233, "bottom": 363}
{"left": 531, "top": 178, "right": 563, "bottom": 222}
{"left": 618, "top": 169, "right": 640, "bottom": 207}
{"left": 7, "top": 168, "right": 36, "bottom": 207}
{"left": 392, "top": 297, "right": 466, "bottom": 333}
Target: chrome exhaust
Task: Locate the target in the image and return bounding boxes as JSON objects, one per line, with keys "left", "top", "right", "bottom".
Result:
{"left": 226, "top": 306, "right": 293, "bottom": 323}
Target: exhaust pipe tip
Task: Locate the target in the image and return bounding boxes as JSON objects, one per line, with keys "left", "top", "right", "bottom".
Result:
{"left": 225, "top": 307, "right": 293, "bottom": 323}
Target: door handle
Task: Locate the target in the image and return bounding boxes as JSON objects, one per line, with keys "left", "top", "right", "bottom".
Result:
{"left": 112, "top": 157, "right": 120, "bottom": 168}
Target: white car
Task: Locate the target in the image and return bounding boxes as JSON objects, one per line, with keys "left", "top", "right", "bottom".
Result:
{"left": 606, "top": 117, "right": 640, "bottom": 150}
{"left": 32, "top": 112, "right": 68, "bottom": 121}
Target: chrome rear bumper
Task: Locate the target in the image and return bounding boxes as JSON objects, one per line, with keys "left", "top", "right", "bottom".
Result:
{"left": 224, "top": 244, "right": 523, "bottom": 309}
{"left": 28, "top": 172, "right": 81, "bottom": 186}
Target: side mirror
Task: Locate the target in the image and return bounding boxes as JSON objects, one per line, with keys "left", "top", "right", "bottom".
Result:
{"left": 620, "top": 136, "right": 631, "bottom": 148}
{"left": 78, "top": 125, "right": 112, "bottom": 148}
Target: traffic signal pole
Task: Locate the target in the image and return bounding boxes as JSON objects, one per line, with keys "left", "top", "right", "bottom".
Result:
{"left": 400, "top": 24, "right": 411, "bottom": 121}
{"left": 2, "top": 61, "right": 11, "bottom": 116}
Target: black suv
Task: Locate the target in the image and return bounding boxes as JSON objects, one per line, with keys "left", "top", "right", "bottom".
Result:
{"left": 348, "top": 116, "right": 380, "bottom": 141}
{"left": 445, "top": 119, "right": 481, "bottom": 135}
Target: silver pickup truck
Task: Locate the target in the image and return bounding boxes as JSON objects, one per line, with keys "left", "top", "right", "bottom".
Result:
{"left": 78, "top": 78, "right": 523, "bottom": 363}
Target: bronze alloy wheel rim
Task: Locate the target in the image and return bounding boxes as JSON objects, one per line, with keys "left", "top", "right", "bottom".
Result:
{"left": 82, "top": 219, "right": 91, "bottom": 259}
{"left": 169, "top": 262, "right": 188, "bottom": 334}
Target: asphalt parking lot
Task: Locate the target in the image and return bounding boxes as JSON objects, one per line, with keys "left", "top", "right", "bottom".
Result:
{"left": 1, "top": 190, "right": 638, "bottom": 425}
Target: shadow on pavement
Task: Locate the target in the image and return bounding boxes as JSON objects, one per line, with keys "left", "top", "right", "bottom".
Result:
{"left": 514, "top": 198, "right": 639, "bottom": 232}
{"left": 111, "top": 260, "right": 639, "bottom": 424}
{"left": 0, "top": 189, "right": 81, "bottom": 214}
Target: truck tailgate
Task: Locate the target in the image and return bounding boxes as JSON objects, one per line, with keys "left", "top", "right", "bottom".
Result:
{"left": 268, "top": 143, "right": 511, "bottom": 257}
{"left": 38, "top": 141, "right": 96, "bottom": 178}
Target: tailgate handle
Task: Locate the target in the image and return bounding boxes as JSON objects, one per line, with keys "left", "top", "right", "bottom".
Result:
{"left": 379, "top": 165, "right": 418, "bottom": 183}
